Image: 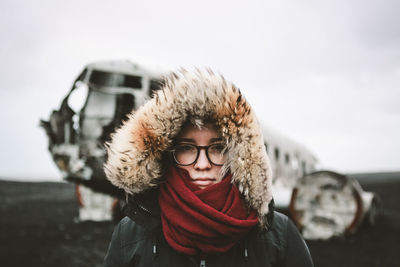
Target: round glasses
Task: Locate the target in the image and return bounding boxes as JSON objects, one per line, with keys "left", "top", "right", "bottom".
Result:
{"left": 171, "top": 143, "right": 227, "bottom": 166}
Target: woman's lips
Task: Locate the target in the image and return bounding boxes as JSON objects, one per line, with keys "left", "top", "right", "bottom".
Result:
{"left": 191, "top": 178, "right": 216, "bottom": 188}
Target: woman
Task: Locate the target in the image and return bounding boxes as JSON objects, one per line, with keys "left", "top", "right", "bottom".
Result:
{"left": 103, "top": 69, "right": 313, "bottom": 266}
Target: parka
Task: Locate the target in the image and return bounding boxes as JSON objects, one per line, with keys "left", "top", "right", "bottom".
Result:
{"left": 103, "top": 69, "right": 314, "bottom": 267}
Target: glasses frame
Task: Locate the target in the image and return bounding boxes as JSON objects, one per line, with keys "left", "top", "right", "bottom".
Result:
{"left": 171, "top": 143, "right": 226, "bottom": 166}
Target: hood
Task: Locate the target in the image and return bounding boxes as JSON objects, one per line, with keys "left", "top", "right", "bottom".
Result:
{"left": 104, "top": 69, "right": 273, "bottom": 226}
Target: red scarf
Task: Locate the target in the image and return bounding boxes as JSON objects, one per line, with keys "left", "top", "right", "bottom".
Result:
{"left": 158, "top": 166, "right": 258, "bottom": 255}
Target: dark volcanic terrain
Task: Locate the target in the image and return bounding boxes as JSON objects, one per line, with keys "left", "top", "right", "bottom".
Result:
{"left": 1, "top": 172, "right": 399, "bottom": 267}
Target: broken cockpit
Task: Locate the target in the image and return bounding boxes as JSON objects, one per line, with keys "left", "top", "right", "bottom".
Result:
{"left": 40, "top": 60, "right": 163, "bottom": 196}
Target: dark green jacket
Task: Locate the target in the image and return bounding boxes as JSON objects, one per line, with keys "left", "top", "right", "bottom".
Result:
{"left": 104, "top": 191, "right": 314, "bottom": 267}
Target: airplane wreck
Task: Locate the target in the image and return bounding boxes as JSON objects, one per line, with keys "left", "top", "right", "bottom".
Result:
{"left": 40, "top": 60, "right": 380, "bottom": 239}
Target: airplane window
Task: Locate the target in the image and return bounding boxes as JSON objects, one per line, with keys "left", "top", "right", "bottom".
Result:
{"left": 123, "top": 74, "right": 142, "bottom": 88}
{"left": 285, "top": 153, "right": 290, "bottom": 164}
{"left": 149, "top": 79, "right": 162, "bottom": 97}
{"left": 264, "top": 143, "right": 268, "bottom": 153}
{"left": 274, "top": 148, "right": 280, "bottom": 160}
{"left": 89, "top": 70, "right": 142, "bottom": 89}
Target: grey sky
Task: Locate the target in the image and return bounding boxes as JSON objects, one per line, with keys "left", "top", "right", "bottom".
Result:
{"left": 1, "top": 0, "right": 399, "bottom": 180}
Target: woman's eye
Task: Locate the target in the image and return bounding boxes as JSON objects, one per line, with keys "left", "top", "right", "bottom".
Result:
{"left": 176, "top": 144, "right": 194, "bottom": 152}
{"left": 210, "top": 144, "right": 225, "bottom": 153}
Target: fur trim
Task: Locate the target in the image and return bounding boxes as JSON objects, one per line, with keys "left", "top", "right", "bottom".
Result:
{"left": 104, "top": 69, "right": 273, "bottom": 226}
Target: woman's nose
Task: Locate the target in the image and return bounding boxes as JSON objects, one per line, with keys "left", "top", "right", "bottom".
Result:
{"left": 194, "top": 149, "right": 212, "bottom": 169}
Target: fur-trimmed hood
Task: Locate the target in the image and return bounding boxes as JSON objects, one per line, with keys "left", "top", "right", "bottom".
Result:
{"left": 104, "top": 69, "right": 273, "bottom": 226}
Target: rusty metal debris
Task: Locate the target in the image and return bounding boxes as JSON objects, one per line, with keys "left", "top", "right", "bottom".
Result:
{"left": 289, "top": 171, "right": 380, "bottom": 240}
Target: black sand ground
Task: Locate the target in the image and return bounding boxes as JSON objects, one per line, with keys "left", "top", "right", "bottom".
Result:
{"left": 0, "top": 172, "right": 399, "bottom": 267}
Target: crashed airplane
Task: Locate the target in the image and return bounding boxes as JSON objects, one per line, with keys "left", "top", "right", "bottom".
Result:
{"left": 40, "top": 60, "right": 380, "bottom": 240}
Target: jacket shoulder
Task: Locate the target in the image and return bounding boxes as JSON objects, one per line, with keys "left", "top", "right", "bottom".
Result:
{"left": 117, "top": 216, "right": 152, "bottom": 246}
{"left": 257, "top": 211, "right": 314, "bottom": 267}
{"left": 258, "top": 211, "right": 289, "bottom": 241}
{"left": 104, "top": 217, "right": 153, "bottom": 267}
{"left": 270, "top": 211, "right": 290, "bottom": 234}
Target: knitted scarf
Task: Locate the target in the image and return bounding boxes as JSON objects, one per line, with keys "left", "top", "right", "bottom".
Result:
{"left": 158, "top": 166, "right": 258, "bottom": 255}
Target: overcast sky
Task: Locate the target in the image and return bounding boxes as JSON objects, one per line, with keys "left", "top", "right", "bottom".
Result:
{"left": 0, "top": 0, "right": 399, "bottom": 181}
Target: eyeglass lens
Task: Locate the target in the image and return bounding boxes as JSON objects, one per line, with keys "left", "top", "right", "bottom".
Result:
{"left": 173, "top": 144, "right": 226, "bottom": 165}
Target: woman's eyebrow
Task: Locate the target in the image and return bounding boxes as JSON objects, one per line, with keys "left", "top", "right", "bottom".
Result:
{"left": 175, "top": 137, "right": 223, "bottom": 143}
{"left": 176, "top": 138, "right": 195, "bottom": 143}
{"left": 210, "top": 138, "right": 223, "bottom": 143}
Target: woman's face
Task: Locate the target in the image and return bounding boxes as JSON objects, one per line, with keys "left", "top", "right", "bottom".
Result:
{"left": 174, "top": 123, "right": 224, "bottom": 189}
